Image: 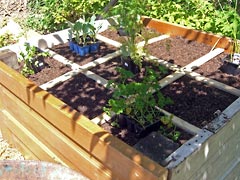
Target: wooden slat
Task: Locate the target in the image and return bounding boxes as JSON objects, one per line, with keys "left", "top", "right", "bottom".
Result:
{"left": 188, "top": 72, "right": 240, "bottom": 97}
{"left": 0, "top": 61, "right": 168, "bottom": 179}
{"left": 0, "top": 85, "right": 112, "bottom": 180}
{"left": 158, "top": 70, "right": 185, "bottom": 89}
{"left": 0, "top": 124, "right": 39, "bottom": 160}
{"left": 170, "top": 110, "right": 240, "bottom": 179}
{"left": 96, "top": 34, "right": 122, "bottom": 47}
{"left": 1, "top": 109, "right": 64, "bottom": 163}
{"left": 223, "top": 161, "right": 240, "bottom": 180}
{"left": 0, "top": 114, "right": 15, "bottom": 148}
{"left": 11, "top": 134, "right": 39, "bottom": 160}
{"left": 190, "top": 129, "right": 240, "bottom": 180}
{"left": 158, "top": 108, "right": 201, "bottom": 135}
{"left": 142, "top": 16, "right": 233, "bottom": 53}
{"left": 183, "top": 48, "right": 224, "bottom": 72}
{"left": 1, "top": 108, "right": 110, "bottom": 180}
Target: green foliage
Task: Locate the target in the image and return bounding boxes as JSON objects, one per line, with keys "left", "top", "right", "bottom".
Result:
{"left": 159, "top": 115, "right": 180, "bottom": 141}
{"left": 25, "top": 0, "right": 239, "bottom": 41}
{"left": 26, "top": 0, "right": 67, "bottom": 34}
{"left": 0, "top": 32, "right": 17, "bottom": 48}
{"left": 104, "top": 67, "right": 173, "bottom": 128}
{"left": 68, "top": 15, "right": 101, "bottom": 45}
{"left": 18, "top": 44, "right": 49, "bottom": 77}
{"left": 26, "top": 0, "right": 109, "bottom": 34}
{"left": 106, "top": 0, "right": 149, "bottom": 68}
{"left": 143, "top": 0, "right": 240, "bottom": 39}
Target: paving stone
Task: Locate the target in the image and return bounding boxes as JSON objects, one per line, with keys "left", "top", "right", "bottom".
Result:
{"left": 134, "top": 131, "right": 179, "bottom": 166}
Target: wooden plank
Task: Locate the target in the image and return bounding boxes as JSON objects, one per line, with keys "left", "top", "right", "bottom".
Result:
{"left": 183, "top": 48, "right": 224, "bottom": 72}
{"left": 11, "top": 134, "right": 39, "bottom": 160}
{"left": 2, "top": 125, "right": 39, "bottom": 160}
{"left": 137, "top": 35, "right": 170, "bottom": 47}
{"left": 1, "top": 109, "right": 105, "bottom": 180}
{"left": 158, "top": 70, "right": 185, "bottom": 89}
{"left": 189, "top": 128, "right": 240, "bottom": 180}
{"left": 43, "top": 49, "right": 81, "bottom": 70}
{"left": 158, "top": 108, "right": 201, "bottom": 135}
{"left": 0, "top": 62, "right": 168, "bottom": 179}
{"left": 142, "top": 16, "right": 233, "bottom": 53}
{"left": 96, "top": 34, "right": 122, "bottom": 47}
{"left": 170, "top": 110, "right": 240, "bottom": 179}
{"left": 0, "top": 86, "right": 112, "bottom": 180}
{"left": 83, "top": 70, "right": 109, "bottom": 88}
{"left": 147, "top": 55, "right": 180, "bottom": 71}
{"left": 1, "top": 109, "right": 65, "bottom": 164}
{"left": 0, "top": 95, "right": 165, "bottom": 180}
{"left": 223, "top": 161, "right": 240, "bottom": 180}
{"left": 0, "top": 113, "right": 17, "bottom": 149}
{"left": 80, "top": 50, "right": 121, "bottom": 70}
{"left": 188, "top": 72, "right": 240, "bottom": 97}
{"left": 40, "top": 70, "right": 81, "bottom": 90}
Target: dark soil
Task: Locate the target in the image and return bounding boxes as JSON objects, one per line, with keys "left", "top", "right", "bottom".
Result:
{"left": 147, "top": 36, "right": 212, "bottom": 67}
{"left": 24, "top": 56, "right": 71, "bottom": 86}
{"left": 99, "top": 27, "right": 162, "bottom": 43}
{"left": 50, "top": 41, "right": 118, "bottom": 66}
{"left": 161, "top": 75, "right": 238, "bottom": 128}
{"left": 89, "top": 56, "right": 172, "bottom": 82}
{"left": 101, "top": 118, "right": 192, "bottom": 147}
{"left": 194, "top": 54, "right": 240, "bottom": 89}
{"left": 47, "top": 73, "right": 113, "bottom": 120}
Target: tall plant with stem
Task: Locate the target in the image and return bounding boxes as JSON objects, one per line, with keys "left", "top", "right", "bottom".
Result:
{"left": 106, "top": 0, "right": 149, "bottom": 69}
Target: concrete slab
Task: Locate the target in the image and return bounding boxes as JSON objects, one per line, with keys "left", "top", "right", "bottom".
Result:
{"left": 134, "top": 131, "right": 179, "bottom": 166}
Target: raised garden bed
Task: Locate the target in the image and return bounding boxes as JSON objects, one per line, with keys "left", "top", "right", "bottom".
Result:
{"left": 0, "top": 17, "right": 240, "bottom": 180}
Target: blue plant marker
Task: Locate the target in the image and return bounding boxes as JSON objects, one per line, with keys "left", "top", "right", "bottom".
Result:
{"left": 73, "top": 43, "right": 79, "bottom": 54}
{"left": 90, "top": 42, "right": 100, "bottom": 53}
{"left": 69, "top": 41, "right": 74, "bottom": 51}
{"left": 77, "top": 45, "right": 90, "bottom": 56}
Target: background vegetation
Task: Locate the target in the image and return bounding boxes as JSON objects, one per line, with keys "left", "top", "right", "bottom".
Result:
{"left": 25, "top": 0, "right": 239, "bottom": 39}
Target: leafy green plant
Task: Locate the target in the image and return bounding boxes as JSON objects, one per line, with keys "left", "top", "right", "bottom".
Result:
{"left": 159, "top": 115, "right": 180, "bottom": 141}
{"left": 104, "top": 67, "right": 173, "bottom": 128}
{"left": 143, "top": 0, "right": 240, "bottom": 39}
{"left": 18, "top": 43, "right": 49, "bottom": 77}
{"left": 0, "top": 32, "right": 17, "bottom": 48}
{"left": 106, "top": 0, "right": 149, "bottom": 68}
{"left": 120, "top": 38, "right": 147, "bottom": 69}
{"left": 25, "top": 0, "right": 109, "bottom": 34}
{"left": 87, "top": 15, "right": 102, "bottom": 43}
{"left": 68, "top": 15, "right": 101, "bottom": 45}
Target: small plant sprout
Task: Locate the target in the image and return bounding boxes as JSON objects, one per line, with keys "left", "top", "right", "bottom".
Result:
{"left": 18, "top": 43, "right": 50, "bottom": 77}
{"left": 68, "top": 15, "right": 102, "bottom": 45}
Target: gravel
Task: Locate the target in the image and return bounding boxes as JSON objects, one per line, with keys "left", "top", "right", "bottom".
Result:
{"left": 0, "top": 131, "right": 24, "bottom": 160}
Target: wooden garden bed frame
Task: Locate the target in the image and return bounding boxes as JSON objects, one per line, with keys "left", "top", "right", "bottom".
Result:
{"left": 0, "top": 17, "right": 240, "bottom": 179}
